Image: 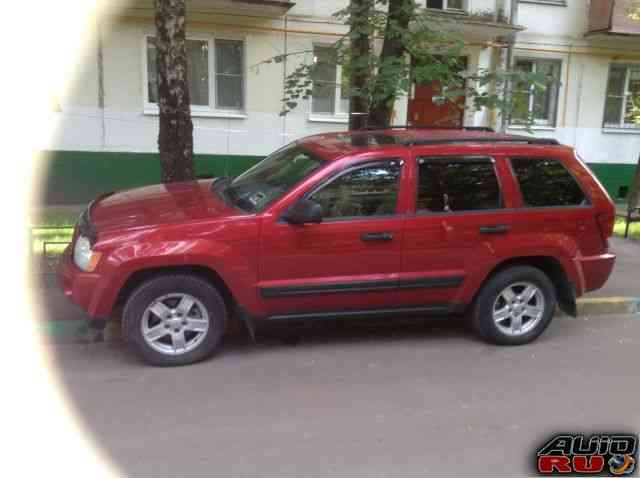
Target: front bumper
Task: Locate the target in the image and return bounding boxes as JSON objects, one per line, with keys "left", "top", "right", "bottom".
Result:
{"left": 57, "top": 246, "right": 108, "bottom": 319}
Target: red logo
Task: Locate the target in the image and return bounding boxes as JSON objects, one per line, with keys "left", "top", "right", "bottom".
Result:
{"left": 536, "top": 434, "right": 637, "bottom": 476}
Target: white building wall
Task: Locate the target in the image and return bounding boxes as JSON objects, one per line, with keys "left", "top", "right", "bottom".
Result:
{"left": 48, "top": 0, "right": 640, "bottom": 169}
{"left": 510, "top": 0, "right": 640, "bottom": 166}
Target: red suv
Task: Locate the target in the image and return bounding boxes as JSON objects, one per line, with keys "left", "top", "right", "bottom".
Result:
{"left": 58, "top": 128, "right": 616, "bottom": 366}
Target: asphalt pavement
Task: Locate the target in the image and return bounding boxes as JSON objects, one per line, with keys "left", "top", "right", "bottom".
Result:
{"left": 50, "top": 312, "right": 640, "bottom": 478}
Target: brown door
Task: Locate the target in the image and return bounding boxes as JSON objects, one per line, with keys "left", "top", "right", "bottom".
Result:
{"left": 408, "top": 57, "right": 467, "bottom": 127}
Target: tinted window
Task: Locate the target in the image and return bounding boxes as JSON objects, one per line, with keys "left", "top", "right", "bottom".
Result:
{"left": 417, "top": 158, "right": 501, "bottom": 212}
{"left": 310, "top": 162, "right": 400, "bottom": 219}
{"left": 226, "top": 145, "right": 325, "bottom": 212}
{"left": 511, "top": 157, "right": 586, "bottom": 207}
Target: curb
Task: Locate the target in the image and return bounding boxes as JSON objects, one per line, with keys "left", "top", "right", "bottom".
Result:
{"left": 39, "top": 320, "right": 121, "bottom": 344}
{"left": 575, "top": 297, "right": 640, "bottom": 317}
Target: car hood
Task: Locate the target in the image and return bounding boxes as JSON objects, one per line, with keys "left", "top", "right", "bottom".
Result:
{"left": 89, "top": 179, "right": 237, "bottom": 232}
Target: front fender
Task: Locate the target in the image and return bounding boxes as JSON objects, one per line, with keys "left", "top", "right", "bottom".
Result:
{"left": 90, "top": 237, "right": 259, "bottom": 317}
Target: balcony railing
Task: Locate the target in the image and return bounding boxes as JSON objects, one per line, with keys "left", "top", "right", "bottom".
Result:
{"left": 588, "top": 0, "right": 640, "bottom": 36}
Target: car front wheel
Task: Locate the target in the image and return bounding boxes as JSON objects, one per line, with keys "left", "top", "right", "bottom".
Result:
{"left": 471, "top": 266, "right": 556, "bottom": 345}
{"left": 123, "top": 275, "right": 226, "bottom": 366}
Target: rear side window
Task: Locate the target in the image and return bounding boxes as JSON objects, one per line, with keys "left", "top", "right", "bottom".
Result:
{"left": 417, "top": 158, "right": 502, "bottom": 213}
{"left": 510, "top": 157, "right": 586, "bottom": 208}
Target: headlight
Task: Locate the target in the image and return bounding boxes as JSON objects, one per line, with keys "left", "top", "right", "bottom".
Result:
{"left": 73, "top": 235, "right": 102, "bottom": 272}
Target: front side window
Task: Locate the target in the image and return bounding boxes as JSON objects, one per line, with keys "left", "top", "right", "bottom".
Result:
{"left": 511, "top": 58, "right": 561, "bottom": 127}
{"left": 224, "top": 145, "right": 325, "bottom": 212}
{"left": 416, "top": 158, "right": 502, "bottom": 213}
{"left": 311, "top": 45, "right": 348, "bottom": 116}
{"left": 510, "top": 157, "right": 586, "bottom": 207}
{"left": 604, "top": 64, "right": 640, "bottom": 130}
{"left": 310, "top": 162, "right": 401, "bottom": 220}
{"left": 146, "top": 36, "right": 245, "bottom": 112}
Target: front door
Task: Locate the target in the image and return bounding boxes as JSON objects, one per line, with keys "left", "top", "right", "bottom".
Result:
{"left": 258, "top": 158, "right": 407, "bottom": 317}
{"left": 408, "top": 57, "right": 467, "bottom": 127}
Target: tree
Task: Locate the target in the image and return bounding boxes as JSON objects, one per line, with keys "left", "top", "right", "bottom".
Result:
{"left": 268, "top": 0, "right": 554, "bottom": 130}
{"left": 155, "top": 0, "right": 195, "bottom": 182}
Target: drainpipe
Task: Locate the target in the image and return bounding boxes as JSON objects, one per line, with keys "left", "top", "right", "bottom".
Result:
{"left": 499, "top": 0, "right": 518, "bottom": 132}
{"left": 282, "top": 14, "right": 288, "bottom": 147}
{"left": 97, "top": 15, "right": 106, "bottom": 150}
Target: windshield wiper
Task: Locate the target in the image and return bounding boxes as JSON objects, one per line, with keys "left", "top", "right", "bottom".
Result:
{"left": 210, "top": 176, "right": 231, "bottom": 203}
{"left": 225, "top": 187, "right": 257, "bottom": 213}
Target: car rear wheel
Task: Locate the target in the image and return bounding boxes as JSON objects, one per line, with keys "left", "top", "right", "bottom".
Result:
{"left": 471, "top": 266, "right": 556, "bottom": 345}
{"left": 123, "top": 275, "right": 226, "bottom": 366}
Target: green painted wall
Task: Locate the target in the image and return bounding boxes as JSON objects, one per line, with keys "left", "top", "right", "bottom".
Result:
{"left": 41, "top": 150, "right": 263, "bottom": 204}
{"left": 40, "top": 151, "right": 637, "bottom": 205}
{"left": 583, "top": 163, "right": 638, "bottom": 202}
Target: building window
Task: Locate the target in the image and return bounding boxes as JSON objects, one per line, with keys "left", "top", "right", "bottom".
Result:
{"left": 425, "top": 0, "right": 466, "bottom": 11}
{"left": 604, "top": 64, "right": 640, "bottom": 130}
{"left": 511, "top": 58, "right": 561, "bottom": 127}
{"left": 145, "top": 36, "right": 245, "bottom": 113}
{"left": 416, "top": 158, "right": 502, "bottom": 213}
{"left": 311, "top": 45, "right": 348, "bottom": 117}
{"left": 510, "top": 157, "right": 587, "bottom": 208}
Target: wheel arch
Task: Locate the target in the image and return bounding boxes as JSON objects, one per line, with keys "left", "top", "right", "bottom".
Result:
{"left": 115, "top": 265, "right": 236, "bottom": 315}
{"left": 472, "top": 256, "right": 577, "bottom": 317}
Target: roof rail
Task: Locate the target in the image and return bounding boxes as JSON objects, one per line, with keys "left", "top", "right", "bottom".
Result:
{"left": 404, "top": 137, "right": 560, "bottom": 146}
{"left": 360, "top": 125, "right": 495, "bottom": 133}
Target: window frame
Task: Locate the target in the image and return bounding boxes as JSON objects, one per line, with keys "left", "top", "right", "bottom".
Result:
{"left": 309, "top": 43, "right": 349, "bottom": 123}
{"left": 507, "top": 156, "right": 592, "bottom": 210}
{"left": 142, "top": 33, "right": 247, "bottom": 119}
{"left": 509, "top": 57, "right": 562, "bottom": 128}
{"left": 300, "top": 159, "right": 404, "bottom": 223}
{"left": 414, "top": 156, "right": 505, "bottom": 216}
{"left": 603, "top": 63, "right": 640, "bottom": 131}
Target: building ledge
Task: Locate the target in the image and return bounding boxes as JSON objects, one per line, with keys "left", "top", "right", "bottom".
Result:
{"left": 143, "top": 107, "right": 248, "bottom": 120}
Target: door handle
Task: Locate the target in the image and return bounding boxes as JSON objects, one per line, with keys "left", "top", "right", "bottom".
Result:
{"left": 479, "top": 224, "right": 510, "bottom": 235}
{"left": 361, "top": 232, "right": 394, "bottom": 242}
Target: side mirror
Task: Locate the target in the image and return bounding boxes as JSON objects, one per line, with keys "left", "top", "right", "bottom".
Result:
{"left": 283, "top": 199, "right": 323, "bottom": 225}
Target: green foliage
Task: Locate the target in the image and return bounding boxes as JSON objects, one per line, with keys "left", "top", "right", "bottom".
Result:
{"left": 257, "top": 0, "right": 558, "bottom": 127}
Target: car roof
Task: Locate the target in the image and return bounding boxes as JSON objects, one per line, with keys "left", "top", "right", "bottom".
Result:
{"left": 296, "top": 128, "right": 566, "bottom": 161}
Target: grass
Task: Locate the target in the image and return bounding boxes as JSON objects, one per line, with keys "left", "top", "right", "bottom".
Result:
{"left": 614, "top": 217, "right": 640, "bottom": 240}
{"left": 30, "top": 212, "right": 77, "bottom": 258}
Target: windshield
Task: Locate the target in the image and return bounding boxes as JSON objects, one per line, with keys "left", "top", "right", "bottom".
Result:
{"left": 223, "top": 144, "right": 326, "bottom": 213}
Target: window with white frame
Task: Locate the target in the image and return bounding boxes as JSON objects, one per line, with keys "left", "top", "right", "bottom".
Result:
{"left": 311, "top": 45, "right": 348, "bottom": 117}
{"left": 603, "top": 64, "right": 640, "bottom": 130}
{"left": 425, "top": 0, "right": 466, "bottom": 11}
{"left": 145, "top": 36, "right": 245, "bottom": 113}
{"left": 511, "top": 58, "right": 561, "bottom": 127}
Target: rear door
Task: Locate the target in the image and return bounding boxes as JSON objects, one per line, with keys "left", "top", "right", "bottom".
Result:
{"left": 397, "top": 152, "right": 519, "bottom": 310}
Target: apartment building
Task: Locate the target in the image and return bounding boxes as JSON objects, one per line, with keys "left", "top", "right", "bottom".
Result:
{"left": 45, "top": 0, "right": 640, "bottom": 203}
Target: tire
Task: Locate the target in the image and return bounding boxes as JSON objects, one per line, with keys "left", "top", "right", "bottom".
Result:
{"left": 123, "top": 274, "right": 226, "bottom": 366}
{"left": 471, "top": 266, "right": 556, "bottom": 346}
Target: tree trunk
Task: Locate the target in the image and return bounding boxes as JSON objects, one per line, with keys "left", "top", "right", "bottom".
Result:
{"left": 155, "top": 0, "right": 195, "bottom": 182}
{"left": 348, "top": 0, "right": 373, "bottom": 131}
{"left": 629, "top": 155, "right": 640, "bottom": 211}
{"left": 368, "top": 0, "right": 413, "bottom": 128}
